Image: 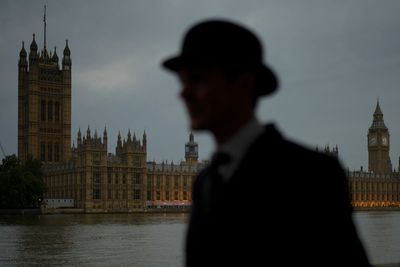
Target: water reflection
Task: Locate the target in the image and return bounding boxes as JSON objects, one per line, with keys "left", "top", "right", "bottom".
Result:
{"left": 354, "top": 211, "right": 400, "bottom": 265}
{"left": 1, "top": 212, "right": 399, "bottom": 266}
{"left": 0, "top": 213, "right": 188, "bottom": 266}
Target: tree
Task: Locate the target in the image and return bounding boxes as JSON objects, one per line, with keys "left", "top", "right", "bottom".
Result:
{"left": 0, "top": 155, "right": 45, "bottom": 208}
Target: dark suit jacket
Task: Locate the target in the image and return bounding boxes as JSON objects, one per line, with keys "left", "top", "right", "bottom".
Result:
{"left": 186, "top": 124, "right": 371, "bottom": 266}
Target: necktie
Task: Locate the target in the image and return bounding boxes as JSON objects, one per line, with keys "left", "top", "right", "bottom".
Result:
{"left": 205, "top": 152, "right": 231, "bottom": 215}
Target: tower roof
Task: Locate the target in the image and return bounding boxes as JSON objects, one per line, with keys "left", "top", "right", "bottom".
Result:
{"left": 370, "top": 99, "right": 387, "bottom": 129}
{"left": 374, "top": 100, "right": 383, "bottom": 116}
{"left": 52, "top": 46, "right": 59, "bottom": 62}
{"left": 30, "top": 34, "right": 38, "bottom": 51}
{"left": 63, "top": 39, "right": 71, "bottom": 56}
{"left": 19, "top": 41, "right": 27, "bottom": 58}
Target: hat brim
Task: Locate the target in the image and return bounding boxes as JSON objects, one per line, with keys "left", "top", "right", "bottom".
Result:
{"left": 162, "top": 55, "right": 184, "bottom": 72}
{"left": 162, "top": 55, "right": 278, "bottom": 97}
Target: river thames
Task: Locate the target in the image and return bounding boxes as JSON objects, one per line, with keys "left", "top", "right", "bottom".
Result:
{"left": 0, "top": 211, "right": 399, "bottom": 266}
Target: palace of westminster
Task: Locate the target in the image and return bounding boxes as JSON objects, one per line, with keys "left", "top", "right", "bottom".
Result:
{"left": 16, "top": 19, "right": 400, "bottom": 212}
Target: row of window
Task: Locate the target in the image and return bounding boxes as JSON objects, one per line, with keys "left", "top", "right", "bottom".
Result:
{"left": 41, "top": 100, "right": 61, "bottom": 122}
{"left": 147, "top": 191, "right": 189, "bottom": 201}
{"left": 93, "top": 189, "right": 142, "bottom": 200}
{"left": 148, "top": 175, "right": 192, "bottom": 187}
{"left": 350, "top": 182, "right": 400, "bottom": 192}
{"left": 106, "top": 174, "right": 142, "bottom": 185}
{"left": 47, "top": 187, "right": 190, "bottom": 202}
{"left": 40, "top": 142, "right": 60, "bottom": 162}
{"left": 352, "top": 193, "right": 399, "bottom": 202}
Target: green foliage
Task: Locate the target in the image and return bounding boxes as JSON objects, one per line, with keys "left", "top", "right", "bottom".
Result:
{"left": 0, "top": 155, "right": 45, "bottom": 208}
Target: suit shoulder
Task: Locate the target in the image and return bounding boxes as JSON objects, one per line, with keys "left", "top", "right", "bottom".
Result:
{"left": 280, "top": 138, "right": 343, "bottom": 170}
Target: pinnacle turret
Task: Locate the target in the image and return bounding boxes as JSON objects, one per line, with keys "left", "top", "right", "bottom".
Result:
{"left": 30, "top": 34, "right": 38, "bottom": 51}
{"left": 128, "top": 129, "right": 132, "bottom": 142}
{"left": 62, "top": 39, "right": 71, "bottom": 67}
{"left": 52, "top": 46, "right": 59, "bottom": 63}
{"left": 19, "top": 42, "right": 27, "bottom": 58}
{"left": 19, "top": 42, "right": 28, "bottom": 69}
{"left": 103, "top": 126, "right": 108, "bottom": 137}
{"left": 29, "top": 34, "right": 39, "bottom": 63}
{"left": 63, "top": 39, "right": 71, "bottom": 57}
{"left": 87, "top": 125, "right": 91, "bottom": 138}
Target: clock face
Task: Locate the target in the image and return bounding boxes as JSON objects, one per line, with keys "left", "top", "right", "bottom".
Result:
{"left": 369, "top": 136, "right": 377, "bottom": 145}
{"left": 382, "top": 136, "right": 388, "bottom": 146}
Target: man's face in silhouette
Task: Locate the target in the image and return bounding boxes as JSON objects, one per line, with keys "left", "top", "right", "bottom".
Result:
{"left": 178, "top": 66, "right": 254, "bottom": 132}
{"left": 178, "top": 67, "right": 233, "bottom": 131}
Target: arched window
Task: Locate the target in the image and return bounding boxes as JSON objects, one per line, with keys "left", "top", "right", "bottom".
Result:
{"left": 48, "top": 143, "right": 52, "bottom": 161}
{"left": 54, "top": 143, "right": 60, "bottom": 162}
{"left": 48, "top": 101, "right": 53, "bottom": 122}
{"left": 41, "top": 100, "right": 46, "bottom": 121}
{"left": 55, "top": 102, "right": 60, "bottom": 122}
{"left": 40, "top": 142, "right": 46, "bottom": 161}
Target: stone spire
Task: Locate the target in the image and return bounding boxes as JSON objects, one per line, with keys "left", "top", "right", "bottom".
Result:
{"left": 86, "top": 125, "right": 91, "bottom": 138}
{"left": 52, "top": 46, "right": 59, "bottom": 63}
{"left": 19, "top": 42, "right": 28, "bottom": 68}
{"left": 371, "top": 99, "right": 386, "bottom": 129}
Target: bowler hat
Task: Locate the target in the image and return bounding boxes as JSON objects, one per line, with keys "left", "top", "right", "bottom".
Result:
{"left": 162, "top": 19, "right": 279, "bottom": 97}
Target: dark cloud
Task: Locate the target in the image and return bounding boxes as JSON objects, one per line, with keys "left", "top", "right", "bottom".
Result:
{"left": 1, "top": 0, "right": 400, "bottom": 170}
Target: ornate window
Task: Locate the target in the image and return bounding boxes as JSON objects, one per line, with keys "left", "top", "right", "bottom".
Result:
{"left": 93, "top": 189, "right": 100, "bottom": 200}
{"left": 132, "top": 173, "right": 141, "bottom": 185}
{"left": 55, "top": 102, "right": 60, "bottom": 122}
{"left": 40, "top": 142, "right": 46, "bottom": 161}
{"left": 54, "top": 143, "right": 60, "bottom": 162}
{"left": 48, "top": 101, "right": 53, "bottom": 121}
{"left": 48, "top": 143, "right": 52, "bottom": 161}
{"left": 41, "top": 100, "right": 46, "bottom": 121}
{"left": 133, "top": 189, "right": 141, "bottom": 200}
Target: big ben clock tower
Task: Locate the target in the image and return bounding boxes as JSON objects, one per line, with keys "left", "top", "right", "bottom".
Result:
{"left": 368, "top": 100, "right": 391, "bottom": 173}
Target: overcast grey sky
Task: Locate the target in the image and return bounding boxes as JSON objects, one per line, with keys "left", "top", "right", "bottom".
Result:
{"left": 1, "top": 0, "right": 400, "bottom": 170}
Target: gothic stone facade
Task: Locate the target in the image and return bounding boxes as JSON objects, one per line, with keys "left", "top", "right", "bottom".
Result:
{"left": 347, "top": 101, "right": 400, "bottom": 208}
{"left": 44, "top": 129, "right": 204, "bottom": 212}
{"left": 17, "top": 23, "right": 400, "bottom": 212}
{"left": 18, "top": 35, "right": 71, "bottom": 163}
{"left": 42, "top": 128, "right": 204, "bottom": 212}
{"left": 18, "top": 27, "right": 205, "bottom": 212}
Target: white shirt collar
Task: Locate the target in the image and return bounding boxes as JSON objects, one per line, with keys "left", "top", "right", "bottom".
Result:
{"left": 215, "top": 116, "right": 264, "bottom": 181}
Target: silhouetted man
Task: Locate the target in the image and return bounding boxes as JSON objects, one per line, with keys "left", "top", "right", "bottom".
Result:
{"left": 162, "top": 19, "right": 371, "bottom": 267}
